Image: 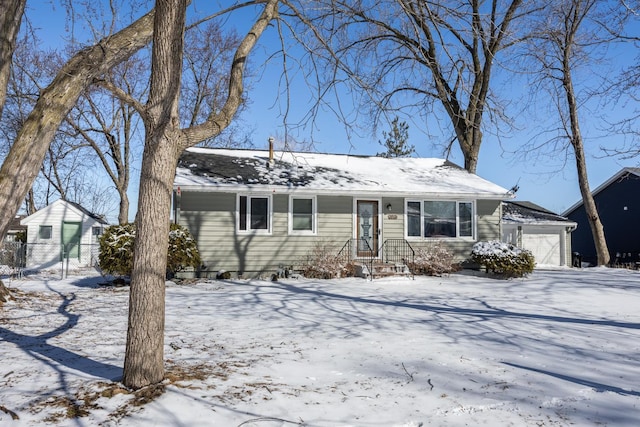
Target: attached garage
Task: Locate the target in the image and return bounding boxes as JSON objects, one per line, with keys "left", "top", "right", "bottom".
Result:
{"left": 502, "top": 201, "right": 577, "bottom": 267}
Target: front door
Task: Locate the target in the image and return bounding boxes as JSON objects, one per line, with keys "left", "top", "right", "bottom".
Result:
{"left": 356, "top": 200, "right": 379, "bottom": 257}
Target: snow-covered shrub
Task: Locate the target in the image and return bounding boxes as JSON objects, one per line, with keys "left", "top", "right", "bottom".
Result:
{"left": 408, "top": 243, "right": 459, "bottom": 276}
{"left": 300, "top": 242, "right": 356, "bottom": 279}
{"left": 99, "top": 223, "right": 201, "bottom": 277}
{"left": 98, "top": 223, "right": 135, "bottom": 276}
{"left": 166, "top": 224, "right": 202, "bottom": 275}
{"left": 471, "top": 241, "right": 535, "bottom": 278}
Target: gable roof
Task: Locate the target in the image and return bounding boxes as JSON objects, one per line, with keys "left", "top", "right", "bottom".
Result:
{"left": 503, "top": 201, "right": 576, "bottom": 226}
{"left": 21, "top": 199, "right": 108, "bottom": 226}
{"left": 175, "top": 148, "right": 512, "bottom": 199}
{"left": 562, "top": 167, "right": 640, "bottom": 216}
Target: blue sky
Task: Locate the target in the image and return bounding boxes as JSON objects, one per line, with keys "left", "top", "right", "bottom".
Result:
{"left": 226, "top": 2, "right": 639, "bottom": 216}
{"left": 23, "top": 1, "right": 639, "bottom": 221}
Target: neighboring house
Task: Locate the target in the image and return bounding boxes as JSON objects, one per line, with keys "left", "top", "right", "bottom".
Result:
{"left": 502, "top": 201, "right": 576, "bottom": 267}
{"left": 563, "top": 167, "right": 640, "bottom": 267}
{"left": 6, "top": 215, "right": 27, "bottom": 242}
{"left": 173, "top": 147, "right": 514, "bottom": 278}
{"left": 20, "top": 199, "right": 108, "bottom": 270}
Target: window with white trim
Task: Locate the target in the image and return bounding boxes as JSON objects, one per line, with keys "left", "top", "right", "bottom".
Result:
{"left": 238, "top": 194, "right": 271, "bottom": 233}
{"left": 406, "top": 200, "right": 474, "bottom": 238}
{"left": 289, "top": 196, "right": 316, "bottom": 235}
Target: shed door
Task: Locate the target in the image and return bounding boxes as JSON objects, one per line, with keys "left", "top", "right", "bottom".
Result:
{"left": 62, "top": 221, "right": 82, "bottom": 260}
{"left": 522, "top": 233, "right": 561, "bottom": 266}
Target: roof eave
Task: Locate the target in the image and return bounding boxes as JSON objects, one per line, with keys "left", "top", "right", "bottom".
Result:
{"left": 503, "top": 220, "right": 577, "bottom": 227}
{"left": 174, "top": 183, "right": 513, "bottom": 200}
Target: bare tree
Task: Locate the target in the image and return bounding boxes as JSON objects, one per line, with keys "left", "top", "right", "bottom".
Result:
{"left": 59, "top": 19, "right": 250, "bottom": 224}
{"left": 0, "top": 0, "right": 26, "bottom": 303}
{"left": 0, "top": 4, "right": 277, "bottom": 386}
{"left": 182, "top": 21, "right": 256, "bottom": 149}
{"left": 291, "top": 0, "right": 540, "bottom": 172}
{"left": 121, "top": 0, "right": 278, "bottom": 389}
{"left": 0, "top": 0, "right": 26, "bottom": 118}
{"left": 601, "top": 2, "right": 640, "bottom": 158}
{"left": 0, "top": 9, "right": 156, "bottom": 246}
{"left": 66, "top": 55, "right": 149, "bottom": 224}
{"left": 526, "top": 0, "right": 615, "bottom": 266}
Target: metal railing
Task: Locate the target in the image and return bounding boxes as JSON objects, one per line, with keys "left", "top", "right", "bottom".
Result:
{"left": 381, "top": 238, "right": 415, "bottom": 267}
{"left": 336, "top": 238, "right": 375, "bottom": 278}
{"left": 336, "top": 238, "right": 415, "bottom": 279}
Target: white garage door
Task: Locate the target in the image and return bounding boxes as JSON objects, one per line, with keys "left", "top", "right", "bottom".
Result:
{"left": 522, "top": 233, "right": 561, "bottom": 266}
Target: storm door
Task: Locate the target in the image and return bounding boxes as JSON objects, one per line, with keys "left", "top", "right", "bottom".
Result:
{"left": 356, "top": 200, "right": 379, "bottom": 257}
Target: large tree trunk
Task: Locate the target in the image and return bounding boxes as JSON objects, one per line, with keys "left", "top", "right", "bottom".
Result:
{"left": 122, "top": 0, "right": 187, "bottom": 389}
{"left": 0, "top": 0, "right": 26, "bottom": 117}
{"left": 574, "top": 146, "right": 609, "bottom": 265}
{"left": 122, "top": 135, "right": 179, "bottom": 388}
{"left": 458, "top": 132, "right": 481, "bottom": 174}
{"left": 563, "top": 42, "right": 610, "bottom": 266}
{"left": 0, "top": 9, "right": 155, "bottom": 244}
{"left": 122, "top": 0, "right": 278, "bottom": 389}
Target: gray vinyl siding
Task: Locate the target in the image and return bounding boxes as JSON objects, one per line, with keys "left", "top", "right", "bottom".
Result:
{"left": 177, "top": 191, "right": 503, "bottom": 277}
{"left": 381, "top": 197, "right": 405, "bottom": 240}
{"left": 178, "top": 192, "right": 354, "bottom": 277}
{"left": 476, "top": 199, "right": 501, "bottom": 241}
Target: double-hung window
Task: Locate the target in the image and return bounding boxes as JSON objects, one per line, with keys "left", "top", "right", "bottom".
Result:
{"left": 238, "top": 194, "right": 271, "bottom": 234}
{"left": 289, "top": 196, "right": 316, "bottom": 235}
{"left": 406, "top": 200, "right": 474, "bottom": 239}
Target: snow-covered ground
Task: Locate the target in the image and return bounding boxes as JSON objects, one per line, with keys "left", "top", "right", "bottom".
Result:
{"left": 1, "top": 267, "right": 639, "bottom": 426}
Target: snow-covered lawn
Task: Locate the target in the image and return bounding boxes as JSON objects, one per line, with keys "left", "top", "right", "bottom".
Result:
{"left": 1, "top": 268, "right": 639, "bottom": 426}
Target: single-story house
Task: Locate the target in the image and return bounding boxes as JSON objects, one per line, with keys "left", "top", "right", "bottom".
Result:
{"left": 173, "top": 147, "right": 514, "bottom": 278}
{"left": 20, "top": 199, "right": 108, "bottom": 270}
{"left": 563, "top": 167, "right": 640, "bottom": 266}
{"left": 502, "top": 201, "right": 577, "bottom": 267}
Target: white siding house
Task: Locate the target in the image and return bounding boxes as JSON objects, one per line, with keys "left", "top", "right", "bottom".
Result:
{"left": 20, "top": 199, "right": 108, "bottom": 270}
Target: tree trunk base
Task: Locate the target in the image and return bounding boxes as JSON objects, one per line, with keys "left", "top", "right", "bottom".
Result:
{"left": 0, "top": 280, "right": 14, "bottom": 305}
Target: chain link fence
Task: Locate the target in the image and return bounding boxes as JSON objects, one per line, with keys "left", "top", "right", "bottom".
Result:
{"left": 0, "top": 241, "right": 101, "bottom": 279}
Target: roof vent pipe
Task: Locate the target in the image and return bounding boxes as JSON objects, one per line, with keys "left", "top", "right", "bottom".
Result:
{"left": 268, "top": 136, "right": 274, "bottom": 167}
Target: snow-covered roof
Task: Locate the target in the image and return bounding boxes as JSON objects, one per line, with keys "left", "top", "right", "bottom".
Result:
{"left": 174, "top": 148, "right": 512, "bottom": 199}
{"left": 20, "top": 199, "right": 108, "bottom": 226}
{"left": 503, "top": 201, "right": 576, "bottom": 226}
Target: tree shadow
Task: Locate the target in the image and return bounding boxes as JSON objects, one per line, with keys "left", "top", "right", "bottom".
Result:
{"left": 503, "top": 362, "right": 640, "bottom": 396}
{"left": 269, "top": 281, "right": 640, "bottom": 331}
{"left": 0, "top": 284, "right": 122, "bottom": 383}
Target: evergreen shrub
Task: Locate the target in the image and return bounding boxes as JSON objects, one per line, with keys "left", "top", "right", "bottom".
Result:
{"left": 99, "top": 223, "right": 201, "bottom": 277}
{"left": 471, "top": 240, "right": 535, "bottom": 278}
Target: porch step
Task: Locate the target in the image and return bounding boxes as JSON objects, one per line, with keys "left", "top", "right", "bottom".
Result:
{"left": 355, "top": 261, "right": 411, "bottom": 278}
